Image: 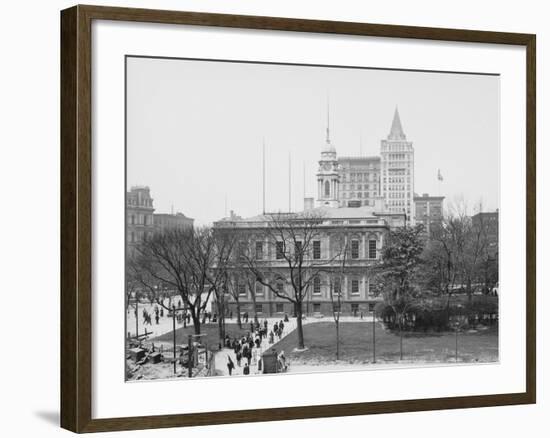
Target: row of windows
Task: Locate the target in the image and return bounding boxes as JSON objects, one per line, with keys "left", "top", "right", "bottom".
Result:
{"left": 388, "top": 200, "right": 410, "bottom": 207}
{"left": 127, "top": 197, "right": 153, "bottom": 207}
{"left": 243, "top": 303, "right": 375, "bottom": 314}
{"left": 313, "top": 276, "right": 369, "bottom": 295}
{"left": 385, "top": 162, "right": 411, "bottom": 169}
{"left": 129, "top": 230, "right": 152, "bottom": 243}
{"left": 384, "top": 177, "right": 410, "bottom": 184}
{"left": 342, "top": 192, "right": 376, "bottom": 199}
{"left": 236, "top": 277, "right": 372, "bottom": 298}
{"left": 342, "top": 184, "right": 378, "bottom": 191}
{"left": 386, "top": 185, "right": 410, "bottom": 192}
{"left": 388, "top": 192, "right": 408, "bottom": 199}
{"left": 341, "top": 172, "right": 379, "bottom": 182}
{"left": 386, "top": 153, "right": 410, "bottom": 160}
{"left": 384, "top": 143, "right": 410, "bottom": 152}
{"left": 252, "top": 239, "right": 377, "bottom": 261}
{"left": 128, "top": 214, "right": 154, "bottom": 226}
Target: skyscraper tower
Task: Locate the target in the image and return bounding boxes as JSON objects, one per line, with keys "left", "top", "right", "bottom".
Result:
{"left": 380, "top": 107, "right": 415, "bottom": 222}
{"left": 316, "top": 104, "right": 340, "bottom": 208}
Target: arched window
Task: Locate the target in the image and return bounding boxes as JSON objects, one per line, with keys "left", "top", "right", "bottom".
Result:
{"left": 324, "top": 180, "right": 331, "bottom": 197}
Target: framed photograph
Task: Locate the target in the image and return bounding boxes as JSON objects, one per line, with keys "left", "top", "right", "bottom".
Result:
{"left": 60, "top": 5, "right": 536, "bottom": 433}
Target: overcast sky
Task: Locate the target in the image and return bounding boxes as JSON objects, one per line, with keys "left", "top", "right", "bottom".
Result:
{"left": 127, "top": 56, "right": 499, "bottom": 226}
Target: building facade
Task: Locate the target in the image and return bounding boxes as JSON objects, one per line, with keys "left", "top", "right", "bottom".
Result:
{"left": 127, "top": 186, "right": 195, "bottom": 248}
{"left": 337, "top": 156, "right": 383, "bottom": 208}
{"left": 213, "top": 207, "right": 406, "bottom": 317}
{"left": 414, "top": 193, "right": 445, "bottom": 235}
{"left": 472, "top": 211, "right": 499, "bottom": 256}
{"left": 314, "top": 107, "right": 415, "bottom": 223}
{"left": 154, "top": 212, "right": 194, "bottom": 231}
{"left": 127, "top": 186, "right": 155, "bottom": 246}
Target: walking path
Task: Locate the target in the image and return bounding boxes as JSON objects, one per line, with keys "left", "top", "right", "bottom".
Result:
{"left": 213, "top": 317, "right": 298, "bottom": 376}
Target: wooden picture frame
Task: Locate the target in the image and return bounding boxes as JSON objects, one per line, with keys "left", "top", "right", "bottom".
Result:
{"left": 60, "top": 4, "right": 536, "bottom": 433}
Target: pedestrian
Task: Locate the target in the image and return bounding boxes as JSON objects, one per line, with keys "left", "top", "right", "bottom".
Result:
{"left": 279, "top": 320, "right": 285, "bottom": 333}
{"left": 255, "top": 337, "right": 261, "bottom": 349}
{"left": 248, "top": 339, "right": 254, "bottom": 350}
{"left": 160, "top": 308, "right": 164, "bottom": 317}
{"left": 269, "top": 331, "right": 274, "bottom": 344}
{"left": 243, "top": 363, "right": 250, "bottom": 375}
{"left": 263, "top": 319, "right": 268, "bottom": 330}
{"left": 155, "top": 313, "right": 159, "bottom": 325}
{"left": 227, "top": 355, "right": 235, "bottom": 376}
{"left": 273, "top": 322, "right": 279, "bottom": 334}
{"left": 246, "top": 349, "right": 252, "bottom": 365}
{"left": 284, "top": 313, "right": 289, "bottom": 322}
{"left": 278, "top": 350, "right": 287, "bottom": 372}
{"left": 249, "top": 321, "right": 254, "bottom": 333}
{"left": 236, "top": 351, "right": 242, "bottom": 367}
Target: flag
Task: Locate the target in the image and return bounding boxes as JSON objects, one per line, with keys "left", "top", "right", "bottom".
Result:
{"left": 437, "top": 169, "right": 443, "bottom": 181}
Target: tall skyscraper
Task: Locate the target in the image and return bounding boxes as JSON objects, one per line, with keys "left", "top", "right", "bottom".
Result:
{"left": 380, "top": 107, "right": 415, "bottom": 221}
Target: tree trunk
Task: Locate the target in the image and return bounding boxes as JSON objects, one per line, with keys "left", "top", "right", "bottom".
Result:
{"left": 296, "top": 303, "right": 305, "bottom": 349}
{"left": 191, "top": 310, "right": 201, "bottom": 335}
{"left": 236, "top": 299, "right": 242, "bottom": 329}
{"left": 251, "top": 286, "right": 258, "bottom": 319}
{"left": 217, "top": 299, "right": 225, "bottom": 347}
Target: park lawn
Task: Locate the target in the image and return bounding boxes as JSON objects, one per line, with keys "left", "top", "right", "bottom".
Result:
{"left": 151, "top": 322, "right": 250, "bottom": 351}
{"left": 273, "top": 321, "right": 498, "bottom": 365}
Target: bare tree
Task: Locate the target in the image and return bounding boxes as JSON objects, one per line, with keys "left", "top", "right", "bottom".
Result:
{"left": 443, "top": 201, "right": 488, "bottom": 303}
{"left": 210, "top": 229, "right": 238, "bottom": 346}
{"left": 243, "top": 211, "right": 338, "bottom": 350}
{"left": 129, "top": 226, "right": 234, "bottom": 335}
{"left": 327, "top": 233, "right": 348, "bottom": 360}
{"left": 224, "top": 272, "right": 243, "bottom": 329}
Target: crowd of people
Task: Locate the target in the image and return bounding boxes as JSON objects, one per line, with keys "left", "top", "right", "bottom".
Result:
{"left": 225, "top": 316, "right": 289, "bottom": 376}
{"left": 134, "top": 300, "right": 216, "bottom": 328}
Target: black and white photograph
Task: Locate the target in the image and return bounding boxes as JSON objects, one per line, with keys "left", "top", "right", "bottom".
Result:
{"left": 125, "top": 56, "right": 500, "bottom": 381}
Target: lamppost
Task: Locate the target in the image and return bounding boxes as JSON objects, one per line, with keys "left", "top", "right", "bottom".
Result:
{"left": 372, "top": 304, "right": 376, "bottom": 364}
{"left": 170, "top": 304, "right": 186, "bottom": 375}
{"left": 451, "top": 304, "right": 464, "bottom": 362}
